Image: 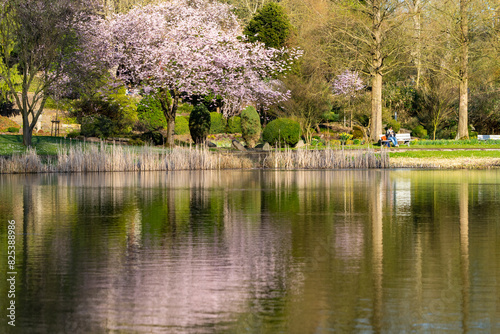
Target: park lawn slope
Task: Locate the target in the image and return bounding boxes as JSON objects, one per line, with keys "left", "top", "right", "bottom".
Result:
{"left": 0, "top": 135, "right": 80, "bottom": 155}
{"left": 409, "top": 139, "right": 500, "bottom": 149}
{"left": 390, "top": 150, "right": 500, "bottom": 169}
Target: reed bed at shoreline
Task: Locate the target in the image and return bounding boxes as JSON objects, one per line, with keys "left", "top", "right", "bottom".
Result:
{"left": 3, "top": 142, "right": 500, "bottom": 174}
{"left": 263, "top": 147, "right": 389, "bottom": 169}
{"left": 0, "top": 143, "right": 253, "bottom": 174}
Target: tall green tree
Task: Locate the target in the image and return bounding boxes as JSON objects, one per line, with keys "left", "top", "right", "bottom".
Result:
{"left": 328, "top": 0, "right": 409, "bottom": 142}
{"left": 244, "top": 2, "right": 292, "bottom": 48}
{"left": 425, "top": 0, "right": 493, "bottom": 139}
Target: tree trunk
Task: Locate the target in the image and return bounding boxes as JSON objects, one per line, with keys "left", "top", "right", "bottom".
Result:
{"left": 457, "top": 0, "right": 469, "bottom": 139}
{"left": 370, "top": 73, "right": 383, "bottom": 142}
{"left": 22, "top": 116, "right": 33, "bottom": 147}
{"left": 157, "top": 88, "right": 179, "bottom": 147}
{"left": 165, "top": 93, "right": 178, "bottom": 148}
{"left": 370, "top": 1, "right": 384, "bottom": 142}
{"left": 458, "top": 77, "right": 468, "bottom": 139}
{"left": 166, "top": 117, "right": 176, "bottom": 147}
{"left": 412, "top": 1, "right": 422, "bottom": 88}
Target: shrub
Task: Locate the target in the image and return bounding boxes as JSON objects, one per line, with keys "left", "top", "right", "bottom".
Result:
{"left": 81, "top": 115, "right": 118, "bottom": 139}
{"left": 177, "top": 103, "right": 193, "bottom": 114}
{"left": 174, "top": 116, "right": 189, "bottom": 135}
{"left": 136, "top": 95, "right": 166, "bottom": 131}
{"left": 321, "top": 111, "right": 339, "bottom": 123}
{"left": 189, "top": 103, "right": 211, "bottom": 144}
{"left": 128, "top": 138, "right": 145, "bottom": 146}
{"left": 0, "top": 100, "right": 17, "bottom": 117}
{"left": 0, "top": 115, "right": 20, "bottom": 132}
{"left": 108, "top": 88, "right": 138, "bottom": 133}
{"left": 66, "top": 130, "right": 80, "bottom": 139}
{"left": 412, "top": 125, "right": 428, "bottom": 139}
{"left": 74, "top": 90, "right": 136, "bottom": 136}
{"left": 226, "top": 116, "right": 241, "bottom": 133}
{"left": 59, "top": 115, "right": 78, "bottom": 125}
{"left": 209, "top": 112, "right": 226, "bottom": 134}
{"left": 352, "top": 125, "right": 364, "bottom": 139}
{"left": 263, "top": 118, "right": 301, "bottom": 147}
{"left": 7, "top": 127, "right": 19, "bottom": 133}
{"left": 241, "top": 106, "right": 261, "bottom": 148}
{"left": 339, "top": 132, "right": 353, "bottom": 144}
{"left": 386, "top": 119, "right": 401, "bottom": 133}
{"left": 141, "top": 131, "right": 164, "bottom": 146}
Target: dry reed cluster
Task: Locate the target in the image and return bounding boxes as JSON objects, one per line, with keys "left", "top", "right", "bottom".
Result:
{"left": 0, "top": 144, "right": 394, "bottom": 174}
{"left": 263, "top": 148, "right": 389, "bottom": 169}
{"left": 0, "top": 143, "right": 253, "bottom": 174}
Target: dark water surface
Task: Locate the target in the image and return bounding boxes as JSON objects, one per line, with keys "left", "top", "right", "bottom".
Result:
{"left": 1, "top": 170, "right": 500, "bottom": 333}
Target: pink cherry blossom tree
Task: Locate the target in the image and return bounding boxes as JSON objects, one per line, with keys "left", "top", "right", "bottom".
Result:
{"left": 332, "top": 70, "right": 365, "bottom": 128}
{"left": 87, "top": 0, "right": 300, "bottom": 146}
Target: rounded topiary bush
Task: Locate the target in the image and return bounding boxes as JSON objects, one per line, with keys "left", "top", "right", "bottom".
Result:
{"left": 189, "top": 103, "right": 211, "bottom": 144}
{"left": 241, "top": 106, "right": 261, "bottom": 148}
{"left": 136, "top": 95, "right": 166, "bottom": 131}
{"left": 174, "top": 116, "right": 189, "bottom": 135}
{"left": 263, "top": 118, "right": 301, "bottom": 147}
{"left": 209, "top": 112, "right": 226, "bottom": 134}
{"left": 226, "top": 116, "right": 241, "bottom": 134}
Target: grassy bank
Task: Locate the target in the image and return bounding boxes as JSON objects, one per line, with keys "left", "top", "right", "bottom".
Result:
{"left": 0, "top": 135, "right": 80, "bottom": 155}
{"left": 389, "top": 150, "right": 500, "bottom": 169}
{"left": 408, "top": 138, "right": 500, "bottom": 149}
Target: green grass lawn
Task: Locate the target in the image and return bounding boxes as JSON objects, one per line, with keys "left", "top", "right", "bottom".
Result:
{"left": 0, "top": 135, "right": 83, "bottom": 155}
{"left": 408, "top": 139, "right": 500, "bottom": 149}
{"left": 0, "top": 135, "right": 189, "bottom": 156}
{"left": 390, "top": 150, "right": 500, "bottom": 159}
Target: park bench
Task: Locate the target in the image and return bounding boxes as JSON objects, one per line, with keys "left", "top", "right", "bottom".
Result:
{"left": 478, "top": 135, "right": 500, "bottom": 141}
{"left": 379, "top": 133, "right": 413, "bottom": 147}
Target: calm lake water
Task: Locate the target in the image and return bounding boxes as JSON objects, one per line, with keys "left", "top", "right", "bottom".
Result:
{"left": 1, "top": 170, "right": 500, "bottom": 333}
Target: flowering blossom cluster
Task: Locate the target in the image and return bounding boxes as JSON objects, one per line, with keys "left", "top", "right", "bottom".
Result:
{"left": 80, "top": 0, "right": 301, "bottom": 117}
{"left": 332, "top": 70, "right": 365, "bottom": 97}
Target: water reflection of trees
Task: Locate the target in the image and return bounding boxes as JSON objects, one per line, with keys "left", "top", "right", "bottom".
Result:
{"left": 2, "top": 170, "right": 500, "bottom": 332}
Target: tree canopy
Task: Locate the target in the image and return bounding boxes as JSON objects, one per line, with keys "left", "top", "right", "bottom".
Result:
{"left": 243, "top": 2, "right": 292, "bottom": 48}
{"left": 0, "top": 0, "right": 99, "bottom": 146}
{"left": 86, "top": 0, "right": 299, "bottom": 146}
